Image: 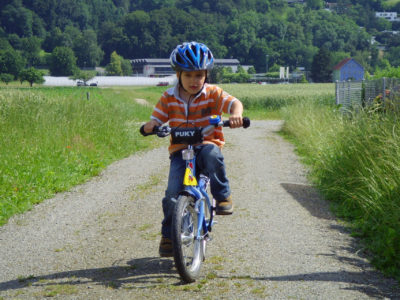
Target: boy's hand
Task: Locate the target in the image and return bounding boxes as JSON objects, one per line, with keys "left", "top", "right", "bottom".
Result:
{"left": 144, "top": 120, "right": 161, "bottom": 134}
{"left": 229, "top": 114, "right": 243, "bottom": 128}
{"left": 229, "top": 100, "right": 244, "bottom": 128}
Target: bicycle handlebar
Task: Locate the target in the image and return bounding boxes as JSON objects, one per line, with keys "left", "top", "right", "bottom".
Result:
{"left": 140, "top": 117, "right": 250, "bottom": 143}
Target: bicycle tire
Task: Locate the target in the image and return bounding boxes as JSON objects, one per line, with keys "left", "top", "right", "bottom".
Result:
{"left": 172, "top": 195, "right": 203, "bottom": 283}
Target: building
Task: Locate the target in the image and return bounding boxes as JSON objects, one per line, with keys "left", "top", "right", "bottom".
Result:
{"left": 333, "top": 58, "right": 364, "bottom": 82}
{"left": 286, "top": 0, "right": 305, "bottom": 5}
{"left": 375, "top": 12, "right": 400, "bottom": 22}
{"left": 131, "top": 58, "right": 241, "bottom": 77}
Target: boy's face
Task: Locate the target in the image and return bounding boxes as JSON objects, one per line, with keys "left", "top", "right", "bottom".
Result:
{"left": 177, "top": 70, "right": 207, "bottom": 95}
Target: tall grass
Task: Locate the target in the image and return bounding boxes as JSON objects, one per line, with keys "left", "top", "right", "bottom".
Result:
{"left": 281, "top": 99, "right": 400, "bottom": 280}
{"left": 221, "top": 83, "right": 334, "bottom": 119}
{"left": 0, "top": 86, "right": 158, "bottom": 225}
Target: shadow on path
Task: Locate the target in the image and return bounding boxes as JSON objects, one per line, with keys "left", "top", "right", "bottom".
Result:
{"left": 250, "top": 270, "right": 400, "bottom": 299}
{"left": 281, "top": 182, "right": 334, "bottom": 220}
{"left": 0, "top": 257, "right": 180, "bottom": 292}
{"left": 280, "top": 182, "right": 400, "bottom": 299}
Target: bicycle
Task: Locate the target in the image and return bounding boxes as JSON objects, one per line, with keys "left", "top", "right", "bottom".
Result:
{"left": 140, "top": 115, "right": 250, "bottom": 283}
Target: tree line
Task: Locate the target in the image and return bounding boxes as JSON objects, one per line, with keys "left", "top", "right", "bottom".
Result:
{"left": 1, "top": 0, "right": 400, "bottom": 83}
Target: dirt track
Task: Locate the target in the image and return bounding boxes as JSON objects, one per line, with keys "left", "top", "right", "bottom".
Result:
{"left": 0, "top": 120, "right": 399, "bottom": 299}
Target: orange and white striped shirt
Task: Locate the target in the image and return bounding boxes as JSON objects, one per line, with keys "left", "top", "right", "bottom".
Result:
{"left": 151, "top": 83, "right": 238, "bottom": 154}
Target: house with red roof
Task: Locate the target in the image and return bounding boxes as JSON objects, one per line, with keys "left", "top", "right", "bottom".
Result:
{"left": 333, "top": 58, "right": 364, "bottom": 81}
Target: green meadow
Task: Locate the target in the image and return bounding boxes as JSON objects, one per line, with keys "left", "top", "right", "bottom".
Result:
{"left": 0, "top": 86, "right": 164, "bottom": 226}
{"left": 0, "top": 82, "right": 399, "bottom": 281}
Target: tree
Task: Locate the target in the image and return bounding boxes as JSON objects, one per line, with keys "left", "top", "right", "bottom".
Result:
{"left": 121, "top": 58, "right": 132, "bottom": 75}
{"left": 121, "top": 10, "right": 154, "bottom": 58}
{"left": 70, "top": 69, "right": 96, "bottom": 85}
{"left": 0, "top": 49, "right": 25, "bottom": 79}
{"left": 21, "top": 36, "right": 42, "bottom": 66}
{"left": 49, "top": 46, "right": 77, "bottom": 76}
{"left": 306, "top": 0, "right": 323, "bottom": 10}
{"left": 208, "top": 66, "right": 224, "bottom": 83}
{"left": 0, "top": 73, "right": 14, "bottom": 85}
{"left": 106, "top": 51, "right": 123, "bottom": 76}
{"left": 225, "top": 11, "right": 260, "bottom": 63}
{"left": 73, "top": 29, "right": 104, "bottom": 68}
{"left": 0, "top": 37, "right": 12, "bottom": 50}
{"left": 42, "top": 27, "right": 66, "bottom": 52}
{"left": 386, "top": 46, "right": 400, "bottom": 68}
{"left": 0, "top": 0, "right": 391, "bottom": 73}
{"left": 98, "top": 22, "right": 126, "bottom": 65}
{"left": 311, "top": 47, "right": 332, "bottom": 82}
{"left": 247, "top": 66, "right": 256, "bottom": 74}
{"left": 1, "top": 1, "right": 34, "bottom": 37}
{"left": 19, "top": 67, "right": 45, "bottom": 86}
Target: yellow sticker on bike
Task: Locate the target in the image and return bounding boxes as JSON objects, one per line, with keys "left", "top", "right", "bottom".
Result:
{"left": 183, "top": 163, "right": 197, "bottom": 186}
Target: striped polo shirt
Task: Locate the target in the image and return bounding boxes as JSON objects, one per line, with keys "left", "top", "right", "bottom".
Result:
{"left": 151, "top": 83, "right": 238, "bottom": 154}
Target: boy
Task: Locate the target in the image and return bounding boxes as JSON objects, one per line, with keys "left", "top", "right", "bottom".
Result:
{"left": 142, "top": 41, "right": 243, "bottom": 257}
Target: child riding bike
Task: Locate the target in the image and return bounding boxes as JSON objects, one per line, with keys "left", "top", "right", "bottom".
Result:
{"left": 141, "top": 41, "right": 244, "bottom": 257}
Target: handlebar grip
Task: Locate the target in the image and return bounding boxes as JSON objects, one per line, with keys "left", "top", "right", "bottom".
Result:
{"left": 222, "top": 117, "right": 251, "bottom": 128}
{"left": 140, "top": 124, "right": 157, "bottom": 136}
{"left": 243, "top": 117, "right": 250, "bottom": 128}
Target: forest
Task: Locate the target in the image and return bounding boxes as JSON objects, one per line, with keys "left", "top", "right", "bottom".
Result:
{"left": 1, "top": 0, "right": 400, "bottom": 79}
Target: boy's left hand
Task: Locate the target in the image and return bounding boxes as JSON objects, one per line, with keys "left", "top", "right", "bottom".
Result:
{"left": 229, "top": 114, "right": 243, "bottom": 128}
{"left": 229, "top": 99, "right": 244, "bottom": 128}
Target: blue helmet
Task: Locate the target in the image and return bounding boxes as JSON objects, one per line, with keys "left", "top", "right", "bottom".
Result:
{"left": 170, "top": 42, "right": 214, "bottom": 72}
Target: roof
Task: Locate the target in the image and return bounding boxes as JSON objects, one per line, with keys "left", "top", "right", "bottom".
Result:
{"left": 333, "top": 58, "right": 352, "bottom": 70}
{"left": 130, "top": 58, "right": 240, "bottom": 64}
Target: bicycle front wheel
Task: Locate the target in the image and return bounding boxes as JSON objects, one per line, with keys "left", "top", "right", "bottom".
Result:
{"left": 172, "top": 195, "right": 203, "bottom": 283}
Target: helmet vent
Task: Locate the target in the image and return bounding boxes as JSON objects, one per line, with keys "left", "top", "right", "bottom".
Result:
{"left": 170, "top": 41, "right": 214, "bottom": 72}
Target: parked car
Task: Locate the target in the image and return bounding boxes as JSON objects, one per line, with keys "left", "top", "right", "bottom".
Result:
{"left": 157, "top": 81, "right": 169, "bottom": 86}
{"left": 76, "top": 80, "right": 85, "bottom": 86}
{"left": 89, "top": 83, "right": 98, "bottom": 87}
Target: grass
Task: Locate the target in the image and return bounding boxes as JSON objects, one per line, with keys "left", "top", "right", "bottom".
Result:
{"left": 221, "top": 83, "right": 334, "bottom": 119}
{"left": 281, "top": 98, "right": 400, "bottom": 280}
{"left": 0, "top": 86, "right": 157, "bottom": 225}
{"left": 43, "top": 284, "right": 78, "bottom": 297}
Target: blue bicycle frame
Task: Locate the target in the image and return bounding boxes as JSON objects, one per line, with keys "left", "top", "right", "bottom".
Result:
{"left": 180, "top": 145, "right": 214, "bottom": 241}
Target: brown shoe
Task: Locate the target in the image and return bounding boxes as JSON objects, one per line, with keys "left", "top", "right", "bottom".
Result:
{"left": 159, "top": 237, "right": 173, "bottom": 257}
{"left": 216, "top": 196, "right": 233, "bottom": 215}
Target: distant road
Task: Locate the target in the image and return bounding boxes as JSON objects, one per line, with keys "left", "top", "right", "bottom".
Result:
{"left": 43, "top": 75, "right": 177, "bottom": 86}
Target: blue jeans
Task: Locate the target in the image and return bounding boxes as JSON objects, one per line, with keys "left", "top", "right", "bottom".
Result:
{"left": 161, "top": 144, "right": 231, "bottom": 239}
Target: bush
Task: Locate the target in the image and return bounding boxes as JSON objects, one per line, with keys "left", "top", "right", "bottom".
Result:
{"left": 373, "top": 66, "right": 400, "bottom": 79}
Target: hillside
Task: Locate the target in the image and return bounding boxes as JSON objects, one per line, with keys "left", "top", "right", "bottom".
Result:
{"left": 0, "top": 0, "right": 400, "bottom": 74}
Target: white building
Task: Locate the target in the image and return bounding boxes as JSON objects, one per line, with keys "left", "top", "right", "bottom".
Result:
{"left": 375, "top": 12, "right": 400, "bottom": 22}
{"left": 131, "top": 58, "right": 242, "bottom": 77}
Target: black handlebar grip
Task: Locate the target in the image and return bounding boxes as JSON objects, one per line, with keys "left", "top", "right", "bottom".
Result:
{"left": 223, "top": 117, "right": 251, "bottom": 128}
{"left": 243, "top": 117, "right": 250, "bottom": 128}
{"left": 222, "top": 120, "right": 231, "bottom": 127}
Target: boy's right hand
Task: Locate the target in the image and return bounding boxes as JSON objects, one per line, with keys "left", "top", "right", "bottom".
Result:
{"left": 143, "top": 120, "right": 161, "bottom": 134}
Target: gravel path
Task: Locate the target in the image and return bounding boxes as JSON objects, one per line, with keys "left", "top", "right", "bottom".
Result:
{"left": 0, "top": 120, "right": 399, "bottom": 299}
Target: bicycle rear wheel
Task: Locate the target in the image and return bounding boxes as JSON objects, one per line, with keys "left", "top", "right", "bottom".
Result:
{"left": 172, "top": 195, "right": 203, "bottom": 283}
